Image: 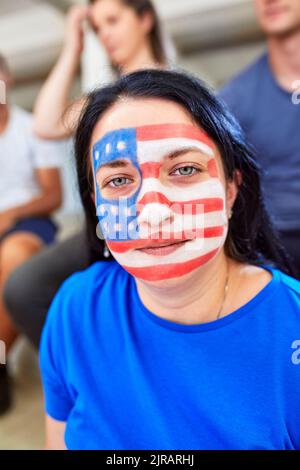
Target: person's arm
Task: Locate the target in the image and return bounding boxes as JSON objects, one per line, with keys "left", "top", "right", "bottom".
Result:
{"left": 45, "top": 415, "right": 67, "bottom": 450}
{"left": 0, "top": 168, "right": 62, "bottom": 235}
{"left": 39, "top": 274, "right": 77, "bottom": 451}
{"left": 33, "top": 5, "right": 90, "bottom": 140}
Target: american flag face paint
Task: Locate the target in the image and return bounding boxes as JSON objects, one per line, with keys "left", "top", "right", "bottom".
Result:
{"left": 92, "top": 123, "right": 228, "bottom": 281}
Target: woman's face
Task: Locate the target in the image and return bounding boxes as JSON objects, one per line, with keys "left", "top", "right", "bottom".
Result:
{"left": 89, "top": 97, "right": 237, "bottom": 284}
{"left": 89, "top": 0, "right": 153, "bottom": 67}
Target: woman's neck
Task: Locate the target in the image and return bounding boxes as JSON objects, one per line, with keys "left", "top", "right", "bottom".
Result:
{"left": 267, "top": 27, "right": 300, "bottom": 92}
{"left": 134, "top": 251, "right": 235, "bottom": 325}
{"left": 134, "top": 254, "right": 273, "bottom": 326}
{"left": 120, "top": 43, "right": 163, "bottom": 75}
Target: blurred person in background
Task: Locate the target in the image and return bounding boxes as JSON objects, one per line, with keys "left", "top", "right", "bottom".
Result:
{"left": 0, "top": 54, "right": 62, "bottom": 415}
{"left": 33, "top": 0, "right": 175, "bottom": 140}
{"left": 219, "top": 0, "right": 300, "bottom": 277}
{"left": 3, "top": 1, "right": 175, "bottom": 360}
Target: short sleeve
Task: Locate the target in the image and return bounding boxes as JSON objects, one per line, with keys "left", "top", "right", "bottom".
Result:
{"left": 29, "top": 127, "right": 71, "bottom": 169}
{"left": 39, "top": 280, "right": 75, "bottom": 421}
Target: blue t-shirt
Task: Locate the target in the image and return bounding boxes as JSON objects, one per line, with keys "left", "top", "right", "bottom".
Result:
{"left": 39, "top": 260, "right": 300, "bottom": 450}
{"left": 219, "top": 52, "right": 300, "bottom": 231}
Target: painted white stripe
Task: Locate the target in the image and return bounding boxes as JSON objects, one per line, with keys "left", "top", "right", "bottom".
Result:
{"left": 110, "top": 230, "right": 228, "bottom": 268}
{"left": 137, "top": 209, "right": 227, "bottom": 239}
{"left": 136, "top": 177, "right": 225, "bottom": 204}
{"left": 137, "top": 138, "right": 214, "bottom": 165}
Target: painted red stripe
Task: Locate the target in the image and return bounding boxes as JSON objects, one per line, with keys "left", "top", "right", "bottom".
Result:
{"left": 140, "top": 159, "right": 218, "bottom": 179}
{"left": 204, "top": 226, "right": 224, "bottom": 238}
{"left": 122, "top": 248, "right": 219, "bottom": 281}
{"left": 140, "top": 162, "right": 161, "bottom": 179}
{"left": 207, "top": 158, "right": 218, "bottom": 178}
{"left": 136, "top": 123, "right": 214, "bottom": 149}
{"left": 107, "top": 225, "right": 224, "bottom": 253}
{"left": 137, "top": 193, "right": 224, "bottom": 214}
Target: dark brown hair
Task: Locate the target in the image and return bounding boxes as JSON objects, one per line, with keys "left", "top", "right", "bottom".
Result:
{"left": 0, "top": 53, "right": 10, "bottom": 77}
{"left": 74, "top": 68, "right": 296, "bottom": 277}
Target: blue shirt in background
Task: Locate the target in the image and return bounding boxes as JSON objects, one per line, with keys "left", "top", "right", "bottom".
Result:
{"left": 219, "top": 52, "right": 300, "bottom": 231}
{"left": 39, "top": 260, "right": 300, "bottom": 450}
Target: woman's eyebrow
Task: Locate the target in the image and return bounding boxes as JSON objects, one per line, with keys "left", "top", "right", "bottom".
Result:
{"left": 95, "top": 146, "right": 210, "bottom": 172}
{"left": 163, "top": 146, "right": 208, "bottom": 161}
{"left": 97, "top": 159, "right": 131, "bottom": 170}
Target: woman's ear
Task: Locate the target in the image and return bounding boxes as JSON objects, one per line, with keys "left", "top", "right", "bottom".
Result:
{"left": 226, "top": 170, "right": 242, "bottom": 218}
{"left": 141, "top": 11, "right": 154, "bottom": 36}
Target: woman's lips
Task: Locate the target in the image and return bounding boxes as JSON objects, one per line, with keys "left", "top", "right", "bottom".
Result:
{"left": 265, "top": 5, "right": 289, "bottom": 18}
{"left": 137, "top": 239, "right": 188, "bottom": 256}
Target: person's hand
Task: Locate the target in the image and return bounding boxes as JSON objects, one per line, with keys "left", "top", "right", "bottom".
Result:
{"left": 63, "top": 5, "right": 91, "bottom": 57}
{"left": 0, "top": 209, "right": 17, "bottom": 237}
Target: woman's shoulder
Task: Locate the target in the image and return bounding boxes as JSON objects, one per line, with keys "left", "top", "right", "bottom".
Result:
{"left": 236, "top": 261, "right": 300, "bottom": 290}
{"left": 41, "top": 260, "right": 125, "bottom": 342}
{"left": 260, "top": 263, "right": 300, "bottom": 310}
{"left": 274, "top": 267, "right": 300, "bottom": 297}
{"left": 57, "top": 259, "right": 123, "bottom": 297}
{"left": 231, "top": 261, "right": 300, "bottom": 317}
{"left": 46, "top": 260, "right": 121, "bottom": 315}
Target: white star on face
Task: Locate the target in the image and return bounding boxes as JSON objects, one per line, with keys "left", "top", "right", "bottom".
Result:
{"left": 105, "top": 143, "right": 111, "bottom": 154}
{"left": 99, "top": 205, "right": 105, "bottom": 215}
{"left": 95, "top": 150, "right": 100, "bottom": 160}
{"left": 110, "top": 206, "right": 118, "bottom": 215}
{"left": 117, "top": 141, "right": 126, "bottom": 151}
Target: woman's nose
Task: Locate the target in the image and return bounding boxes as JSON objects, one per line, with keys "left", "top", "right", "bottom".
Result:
{"left": 137, "top": 202, "right": 174, "bottom": 238}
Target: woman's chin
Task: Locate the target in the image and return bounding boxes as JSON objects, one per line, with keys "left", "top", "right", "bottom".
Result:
{"left": 133, "top": 266, "right": 203, "bottom": 290}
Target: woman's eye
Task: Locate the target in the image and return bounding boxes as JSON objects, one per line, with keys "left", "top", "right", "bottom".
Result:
{"left": 171, "top": 166, "right": 200, "bottom": 177}
{"left": 107, "top": 177, "right": 131, "bottom": 188}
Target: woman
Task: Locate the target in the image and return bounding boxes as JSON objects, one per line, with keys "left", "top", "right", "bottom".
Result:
{"left": 33, "top": 0, "right": 175, "bottom": 139}
{"left": 3, "top": 0, "right": 174, "bottom": 418}
{"left": 39, "top": 69, "right": 300, "bottom": 450}
{"left": 4, "top": 0, "right": 174, "bottom": 348}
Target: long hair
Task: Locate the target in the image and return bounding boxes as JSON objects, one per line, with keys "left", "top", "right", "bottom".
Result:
{"left": 74, "top": 68, "right": 295, "bottom": 277}
{"left": 0, "top": 53, "right": 10, "bottom": 77}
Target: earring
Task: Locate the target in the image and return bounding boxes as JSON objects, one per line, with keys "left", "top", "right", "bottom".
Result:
{"left": 103, "top": 242, "right": 110, "bottom": 258}
{"left": 229, "top": 209, "right": 233, "bottom": 220}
